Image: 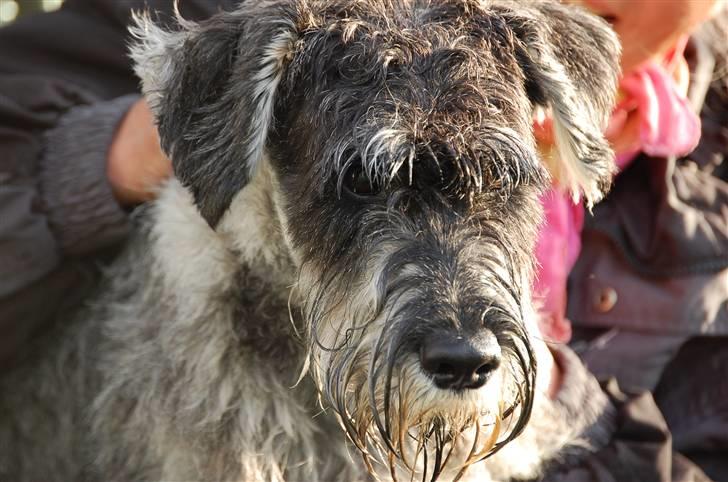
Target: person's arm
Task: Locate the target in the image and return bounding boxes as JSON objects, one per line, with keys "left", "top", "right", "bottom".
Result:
{"left": 0, "top": 74, "right": 174, "bottom": 363}
{"left": 532, "top": 345, "right": 714, "bottom": 482}
{"left": 0, "top": 0, "right": 235, "bottom": 292}
{"left": 38, "top": 96, "right": 171, "bottom": 259}
{"left": 0, "top": 87, "right": 142, "bottom": 366}
{"left": 1, "top": 80, "right": 171, "bottom": 290}
{"left": 0, "top": 0, "right": 215, "bottom": 369}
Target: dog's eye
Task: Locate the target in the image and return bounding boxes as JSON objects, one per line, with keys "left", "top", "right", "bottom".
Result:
{"left": 342, "top": 164, "right": 378, "bottom": 197}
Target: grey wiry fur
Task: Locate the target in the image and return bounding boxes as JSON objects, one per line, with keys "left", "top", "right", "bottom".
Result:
{"left": 0, "top": 1, "right": 619, "bottom": 481}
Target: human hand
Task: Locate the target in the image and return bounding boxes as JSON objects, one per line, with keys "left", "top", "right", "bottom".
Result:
{"left": 107, "top": 99, "right": 172, "bottom": 206}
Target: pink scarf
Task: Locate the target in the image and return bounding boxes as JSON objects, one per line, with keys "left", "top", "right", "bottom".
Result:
{"left": 535, "top": 41, "right": 701, "bottom": 343}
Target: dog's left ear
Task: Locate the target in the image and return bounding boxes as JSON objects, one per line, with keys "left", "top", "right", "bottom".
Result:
{"left": 506, "top": 2, "right": 621, "bottom": 206}
{"left": 130, "top": 5, "right": 297, "bottom": 226}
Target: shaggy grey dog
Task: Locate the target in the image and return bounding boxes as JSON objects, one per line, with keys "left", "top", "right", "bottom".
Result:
{"left": 0, "top": 1, "right": 619, "bottom": 481}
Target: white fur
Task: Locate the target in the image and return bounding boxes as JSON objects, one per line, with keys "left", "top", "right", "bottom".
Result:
{"left": 218, "top": 156, "right": 298, "bottom": 287}
{"left": 151, "top": 179, "right": 236, "bottom": 289}
{"left": 551, "top": 114, "right": 604, "bottom": 206}
{"left": 128, "top": 11, "right": 188, "bottom": 114}
{"left": 362, "top": 127, "right": 412, "bottom": 183}
{"left": 246, "top": 28, "right": 298, "bottom": 177}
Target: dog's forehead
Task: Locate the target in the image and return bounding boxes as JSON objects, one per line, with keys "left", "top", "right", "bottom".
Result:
{"left": 295, "top": 1, "right": 519, "bottom": 64}
{"left": 283, "top": 1, "right": 533, "bottom": 139}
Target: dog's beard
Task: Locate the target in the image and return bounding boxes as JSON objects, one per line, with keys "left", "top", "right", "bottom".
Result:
{"left": 296, "top": 259, "right": 536, "bottom": 481}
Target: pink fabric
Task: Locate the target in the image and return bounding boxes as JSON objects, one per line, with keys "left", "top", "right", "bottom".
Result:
{"left": 535, "top": 48, "right": 702, "bottom": 343}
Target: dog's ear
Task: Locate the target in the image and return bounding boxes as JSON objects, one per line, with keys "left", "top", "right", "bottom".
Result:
{"left": 506, "top": 2, "right": 621, "bottom": 206}
{"left": 130, "top": 6, "right": 297, "bottom": 226}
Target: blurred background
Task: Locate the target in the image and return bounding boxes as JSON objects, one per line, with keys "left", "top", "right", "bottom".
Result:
{"left": 0, "top": 0, "right": 63, "bottom": 25}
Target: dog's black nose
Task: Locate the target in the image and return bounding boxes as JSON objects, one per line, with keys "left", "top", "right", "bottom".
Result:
{"left": 419, "top": 332, "right": 501, "bottom": 391}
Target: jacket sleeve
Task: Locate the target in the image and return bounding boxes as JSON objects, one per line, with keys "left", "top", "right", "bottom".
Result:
{"left": 0, "top": 74, "right": 141, "bottom": 371}
{"left": 0, "top": 83, "right": 138, "bottom": 298}
{"left": 0, "top": 0, "right": 237, "bottom": 369}
{"left": 0, "top": 2, "right": 147, "bottom": 370}
{"left": 537, "top": 347, "right": 714, "bottom": 482}
{"left": 38, "top": 94, "right": 139, "bottom": 257}
{"left": 0, "top": 0, "right": 242, "bottom": 290}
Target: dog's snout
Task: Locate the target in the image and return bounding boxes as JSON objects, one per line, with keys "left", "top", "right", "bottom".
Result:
{"left": 419, "top": 331, "right": 501, "bottom": 391}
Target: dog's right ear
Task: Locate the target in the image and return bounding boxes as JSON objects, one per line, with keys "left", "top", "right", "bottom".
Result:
{"left": 503, "top": 2, "right": 621, "bottom": 207}
{"left": 129, "top": 5, "right": 297, "bottom": 226}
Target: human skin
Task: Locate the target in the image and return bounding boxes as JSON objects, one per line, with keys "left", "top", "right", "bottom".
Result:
{"left": 107, "top": 98, "right": 172, "bottom": 206}
{"left": 570, "top": 0, "right": 722, "bottom": 74}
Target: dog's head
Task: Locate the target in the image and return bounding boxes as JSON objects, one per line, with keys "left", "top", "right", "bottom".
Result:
{"left": 132, "top": 1, "right": 618, "bottom": 479}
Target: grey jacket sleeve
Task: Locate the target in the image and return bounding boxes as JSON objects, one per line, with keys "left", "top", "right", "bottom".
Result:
{"left": 1, "top": 94, "right": 137, "bottom": 298}
{"left": 0, "top": 0, "right": 234, "bottom": 371}
{"left": 39, "top": 94, "right": 137, "bottom": 255}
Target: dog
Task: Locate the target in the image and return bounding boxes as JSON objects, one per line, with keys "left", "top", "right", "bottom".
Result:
{"left": 0, "top": 1, "right": 619, "bottom": 481}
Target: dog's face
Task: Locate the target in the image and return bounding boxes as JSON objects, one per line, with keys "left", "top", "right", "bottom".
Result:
{"left": 133, "top": 1, "right": 619, "bottom": 479}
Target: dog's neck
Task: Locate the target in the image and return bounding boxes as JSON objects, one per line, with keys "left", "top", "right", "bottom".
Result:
{"left": 136, "top": 176, "right": 358, "bottom": 481}
{"left": 218, "top": 158, "right": 299, "bottom": 290}
{"left": 151, "top": 158, "right": 296, "bottom": 285}
{"left": 149, "top": 159, "right": 301, "bottom": 359}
